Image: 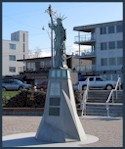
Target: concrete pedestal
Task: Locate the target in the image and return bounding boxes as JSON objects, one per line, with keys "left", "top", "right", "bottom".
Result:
{"left": 2, "top": 68, "right": 99, "bottom": 147}
{"left": 35, "top": 68, "right": 87, "bottom": 142}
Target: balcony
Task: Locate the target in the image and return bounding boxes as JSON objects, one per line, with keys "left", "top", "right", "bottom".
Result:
{"left": 75, "top": 49, "right": 96, "bottom": 59}
{"left": 74, "top": 34, "right": 95, "bottom": 45}
{"left": 74, "top": 65, "right": 96, "bottom": 73}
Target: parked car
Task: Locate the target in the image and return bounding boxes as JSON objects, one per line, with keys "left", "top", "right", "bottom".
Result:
{"left": 73, "top": 76, "right": 118, "bottom": 90}
{"left": 2, "top": 79, "right": 33, "bottom": 91}
{"left": 34, "top": 80, "right": 48, "bottom": 90}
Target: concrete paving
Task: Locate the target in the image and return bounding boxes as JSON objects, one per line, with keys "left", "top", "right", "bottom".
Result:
{"left": 2, "top": 115, "right": 123, "bottom": 147}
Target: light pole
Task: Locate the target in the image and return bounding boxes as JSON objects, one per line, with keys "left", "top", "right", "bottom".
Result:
{"left": 49, "top": 23, "right": 54, "bottom": 68}
{"left": 45, "top": 5, "right": 56, "bottom": 68}
{"left": 42, "top": 26, "right": 53, "bottom": 66}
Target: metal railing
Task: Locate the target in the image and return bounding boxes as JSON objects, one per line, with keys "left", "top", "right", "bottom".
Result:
{"left": 81, "top": 78, "right": 89, "bottom": 116}
{"left": 106, "top": 77, "right": 121, "bottom": 117}
{"left": 106, "top": 77, "right": 121, "bottom": 103}
{"left": 75, "top": 49, "right": 96, "bottom": 57}
{"left": 74, "top": 65, "right": 96, "bottom": 72}
{"left": 74, "top": 34, "right": 95, "bottom": 42}
{"left": 80, "top": 77, "right": 122, "bottom": 117}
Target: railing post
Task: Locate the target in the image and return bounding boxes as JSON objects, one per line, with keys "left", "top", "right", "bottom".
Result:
{"left": 106, "top": 104, "right": 110, "bottom": 118}
{"left": 116, "top": 90, "right": 118, "bottom": 101}
{"left": 112, "top": 92, "right": 114, "bottom": 103}
{"left": 80, "top": 102, "right": 83, "bottom": 116}
{"left": 115, "top": 77, "right": 121, "bottom": 101}
{"left": 81, "top": 78, "right": 89, "bottom": 117}
{"left": 81, "top": 101, "right": 86, "bottom": 116}
{"left": 84, "top": 102, "right": 86, "bottom": 116}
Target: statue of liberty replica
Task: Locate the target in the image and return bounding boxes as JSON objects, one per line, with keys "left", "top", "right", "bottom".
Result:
{"left": 48, "top": 5, "right": 67, "bottom": 69}
{"left": 35, "top": 5, "right": 88, "bottom": 143}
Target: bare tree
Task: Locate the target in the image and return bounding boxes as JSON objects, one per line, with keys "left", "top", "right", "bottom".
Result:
{"left": 34, "top": 47, "right": 42, "bottom": 58}
{"left": 28, "top": 49, "right": 34, "bottom": 58}
{"left": 28, "top": 47, "right": 42, "bottom": 58}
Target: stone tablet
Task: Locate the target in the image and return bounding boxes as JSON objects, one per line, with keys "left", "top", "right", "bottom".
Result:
{"left": 49, "top": 107, "right": 60, "bottom": 116}
{"left": 50, "top": 82, "right": 60, "bottom": 96}
{"left": 49, "top": 97, "right": 60, "bottom": 106}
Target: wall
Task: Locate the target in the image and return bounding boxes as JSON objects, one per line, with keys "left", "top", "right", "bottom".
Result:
{"left": 95, "top": 23, "right": 123, "bottom": 72}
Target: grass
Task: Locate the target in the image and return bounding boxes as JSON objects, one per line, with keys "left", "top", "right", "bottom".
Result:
{"left": 2, "top": 90, "right": 21, "bottom": 100}
{"left": 2, "top": 89, "right": 35, "bottom": 101}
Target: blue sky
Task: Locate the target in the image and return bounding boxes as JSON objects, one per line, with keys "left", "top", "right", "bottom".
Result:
{"left": 2, "top": 2, "right": 123, "bottom": 56}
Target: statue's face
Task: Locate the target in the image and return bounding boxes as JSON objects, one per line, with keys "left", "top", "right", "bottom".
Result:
{"left": 57, "top": 18, "right": 62, "bottom": 24}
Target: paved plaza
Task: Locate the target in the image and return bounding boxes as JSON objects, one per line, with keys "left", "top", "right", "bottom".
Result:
{"left": 2, "top": 115, "right": 123, "bottom": 147}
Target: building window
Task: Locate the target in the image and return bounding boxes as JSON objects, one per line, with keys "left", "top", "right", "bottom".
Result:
{"left": 109, "top": 41, "right": 115, "bottom": 49}
{"left": 23, "top": 55, "right": 25, "bottom": 59}
{"left": 100, "top": 27, "right": 107, "bottom": 34}
{"left": 27, "top": 63, "right": 30, "bottom": 71}
{"left": 23, "top": 33, "right": 25, "bottom": 42}
{"left": 101, "top": 58, "right": 108, "bottom": 66}
{"left": 117, "top": 57, "right": 122, "bottom": 65}
{"left": 116, "top": 24, "right": 123, "bottom": 32}
{"left": 26, "top": 62, "right": 35, "bottom": 71}
{"left": 9, "top": 43, "right": 16, "bottom": 50}
{"left": 100, "top": 42, "right": 107, "bottom": 50}
{"left": 9, "top": 67, "right": 16, "bottom": 72}
{"left": 9, "top": 55, "right": 16, "bottom": 61}
{"left": 117, "top": 40, "right": 123, "bottom": 49}
{"left": 23, "top": 43, "right": 25, "bottom": 52}
{"left": 40, "top": 61, "right": 45, "bottom": 68}
{"left": 23, "top": 66, "right": 26, "bottom": 71}
{"left": 109, "top": 57, "right": 116, "bottom": 65}
{"left": 46, "top": 60, "right": 51, "bottom": 68}
{"left": 108, "top": 25, "right": 115, "bottom": 34}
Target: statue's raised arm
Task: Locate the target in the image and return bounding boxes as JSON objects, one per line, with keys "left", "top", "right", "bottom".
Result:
{"left": 48, "top": 5, "right": 54, "bottom": 29}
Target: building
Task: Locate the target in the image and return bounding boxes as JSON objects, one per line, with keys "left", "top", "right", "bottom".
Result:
{"left": 17, "top": 55, "right": 90, "bottom": 85}
{"left": 73, "top": 20, "right": 123, "bottom": 81}
{"left": 17, "top": 57, "right": 51, "bottom": 85}
{"left": 2, "top": 31, "right": 28, "bottom": 76}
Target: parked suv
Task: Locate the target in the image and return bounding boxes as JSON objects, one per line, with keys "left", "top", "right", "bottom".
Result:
{"left": 2, "top": 79, "right": 33, "bottom": 91}
{"left": 74, "top": 76, "right": 117, "bottom": 90}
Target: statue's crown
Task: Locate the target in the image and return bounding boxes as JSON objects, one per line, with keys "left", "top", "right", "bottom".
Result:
{"left": 56, "top": 14, "right": 66, "bottom": 21}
